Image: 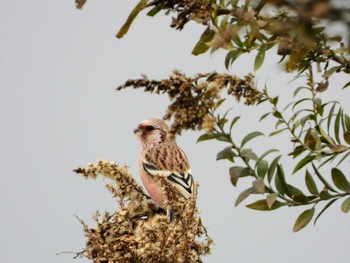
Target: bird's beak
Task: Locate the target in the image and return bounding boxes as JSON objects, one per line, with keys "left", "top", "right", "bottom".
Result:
{"left": 133, "top": 127, "right": 142, "bottom": 136}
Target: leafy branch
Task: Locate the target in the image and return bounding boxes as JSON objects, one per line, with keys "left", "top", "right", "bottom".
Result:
{"left": 113, "top": 0, "right": 350, "bottom": 74}
{"left": 195, "top": 65, "right": 350, "bottom": 231}
{"left": 76, "top": 0, "right": 350, "bottom": 232}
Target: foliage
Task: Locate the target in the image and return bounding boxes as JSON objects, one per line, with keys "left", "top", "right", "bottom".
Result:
{"left": 115, "top": 0, "right": 350, "bottom": 73}
{"left": 201, "top": 76, "right": 350, "bottom": 232}
{"left": 77, "top": 0, "right": 350, "bottom": 231}
{"left": 73, "top": 160, "right": 212, "bottom": 262}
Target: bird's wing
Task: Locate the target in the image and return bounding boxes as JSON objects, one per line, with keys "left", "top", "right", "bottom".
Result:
{"left": 142, "top": 142, "right": 194, "bottom": 199}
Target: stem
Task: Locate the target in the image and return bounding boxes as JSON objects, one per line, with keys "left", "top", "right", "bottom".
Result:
{"left": 293, "top": 192, "right": 350, "bottom": 207}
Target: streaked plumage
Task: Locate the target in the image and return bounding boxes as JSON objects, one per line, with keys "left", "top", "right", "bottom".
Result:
{"left": 134, "top": 118, "right": 194, "bottom": 214}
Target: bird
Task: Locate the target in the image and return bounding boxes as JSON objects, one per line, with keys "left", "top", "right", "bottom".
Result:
{"left": 133, "top": 118, "right": 194, "bottom": 221}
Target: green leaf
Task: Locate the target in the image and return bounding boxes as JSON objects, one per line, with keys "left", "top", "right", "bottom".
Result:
{"left": 334, "top": 108, "right": 342, "bottom": 144}
{"left": 275, "top": 119, "right": 284, "bottom": 129}
{"left": 312, "top": 163, "right": 337, "bottom": 193}
{"left": 215, "top": 99, "right": 226, "bottom": 110}
{"left": 344, "top": 114, "right": 350, "bottom": 132}
{"left": 312, "top": 98, "right": 325, "bottom": 116}
{"left": 257, "top": 160, "right": 268, "bottom": 178}
{"left": 300, "top": 114, "right": 313, "bottom": 127}
{"left": 252, "top": 178, "right": 265, "bottom": 193}
{"left": 232, "top": 35, "right": 243, "bottom": 48}
{"left": 192, "top": 28, "right": 215, "bottom": 56}
{"left": 216, "top": 146, "right": 235, "bottom": 162}
{"left": 293, "top": 155, "right": 315, "bottom": 174}
{"left": 282, "top": 101, "right": 295, "bottom": 113}
{"left": 319, "top": 189, "right": 332, "bottom": 200}
{"left": 268, "top": 155, "right": 282, "bottom": 183}
{"left": 257, "top": 149, "right": 279, "bottom": 163}
{"left": 275, "top": 164, "right": 291, "bottom": 197}
{"left": 292, "top": 194, "right": 310, "bottom": 204}
{"left": 293, "top": 86, "right": 310, "bottom": 97}
{"left": 293, "top": 207, "right": 315, "bottom": 232}
{"left": 116, "top": 0, "right": 148, "bottom": 38}
{"left": 254, "top": 45, "right": 266, "bottom": 71}
{"left": 341, "top": 110, "right": 346, "bottom": 133}
{"left": 259, "top": 112, "right": 271, "bottom": 122}
{"left": 331, "top": 168, "right": 350, "bottom": 192}
{"left": 327, "top": 102, "right": 337, "bottom": 132}
{"left": 341, "top": 197, "right": 350, "bottom": 213}
{"left": 221, "top": 108, "right": 233, "bottom": 121}
{"left": 342, "top": 81, "right": 350, "bottom": 90}
{"left": 219, "top": 14, "right": 229, "bottom": 28}
{"left": 269, "top": 128, "right": 288, "bottom": 136}
{"left": 229, "top": 166, "right": 252, "bottom": 186}
{"left": 241, "top": 131, "right": 264, "bottom": 147}
{"left": 197, "top": 133, "right": 222, "bottom": 142}
{"left": 305, "top": 170, "right": 319, "bottom": 195}
{"left": 337, "top": 151, "right": 350, "bottom": 166}
{"left": 314, "top": 199, "right": 338, "bottom": 225}
{"left": 235, "top": 187, "right": 257, "bottom": 206}
{"left": 323, "top": 66, "right": 342, "bottom": 78}
{"left": 271, "top": 96, "right": 279, "bottom": 106}
{"left": 292, "top": 98, "right": 311, "bottom": 111}
{"left": 241, "top": 148, "right": 258, "bottom": 161}
{"left": 272, "top": 110, "right": 282, "bottom": 118}
{"left": 266, "top": 193, "right": 278, "bottom": 209}
{"left": 312, "top": 131, "right": 322, "bottom": 151}
{"left": 288, "top": 184, "right": 304, "bottom": 196}
{"left": 246, "top": 199, "right": 283, "bottom": 211}
{"left": 318, "top": 126, "right": 335, "bottom": 145}
{"left": 214, "top": 98, "right": 226, "bottom": 110}
{"left": 225, "top": 50, "right": 242, "bottom": 69}
{"left": 229, "top": 116, "right": 241, "bottom": 132}
{"left": 315, "top": 26, "right": 326, "bottom": 34}
{"left": 216, "top": 135, "right": 232, "bottom": 143}
{"left": 289, "top": 145, "right": 306, "bottom": 159}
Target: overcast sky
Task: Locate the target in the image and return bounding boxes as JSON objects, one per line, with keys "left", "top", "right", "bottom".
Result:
{"left": 1, "top": 1, "right": 350, "bottom": 263}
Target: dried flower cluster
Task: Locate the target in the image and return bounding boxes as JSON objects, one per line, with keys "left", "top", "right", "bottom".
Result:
{"left": 117, "top": 70, "right": 262, "bottom": 136}
{"left": 146, "top": 0, "right": 214, "bottom": 30}
{"left": 74, "top": 159, "right": 212, "bottom": 263}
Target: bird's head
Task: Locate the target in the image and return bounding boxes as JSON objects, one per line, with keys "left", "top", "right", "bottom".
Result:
{"left": 133, "top": 118, "right": 171, "bottom": 147}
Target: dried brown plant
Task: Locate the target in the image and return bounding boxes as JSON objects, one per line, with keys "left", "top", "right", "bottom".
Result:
{"left": 146, "top": 0, "right": 214, "bottom": 30}
{"left": 117, "top": 70, "right": 262, "bottom": 136}
{"left": 74, "top": 159, "right": 212, "bottom": 263}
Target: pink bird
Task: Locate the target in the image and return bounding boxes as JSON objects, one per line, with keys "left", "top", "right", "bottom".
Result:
{"left": 133, "top": 118, "right": 194, "bottom": 220}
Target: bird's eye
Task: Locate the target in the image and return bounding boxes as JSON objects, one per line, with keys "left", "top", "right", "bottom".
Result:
{"left": 145, "top": 126, "right": 155, "bottom": 132}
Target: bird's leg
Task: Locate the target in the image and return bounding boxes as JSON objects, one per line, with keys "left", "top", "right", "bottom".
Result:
{"left": 167, "top": 208, "right": 174, "bottom": 223}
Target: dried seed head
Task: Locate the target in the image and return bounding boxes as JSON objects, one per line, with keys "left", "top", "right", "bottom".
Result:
{"left": 74, "top": 159, "right": 212, "bottom": 262}
{"left": 117, "top": 71, "right": 262, "bottom": 136}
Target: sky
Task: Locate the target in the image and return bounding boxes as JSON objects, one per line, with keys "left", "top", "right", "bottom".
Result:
{"left": 0, "top": 1, "right": 349, "bottom": 262}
